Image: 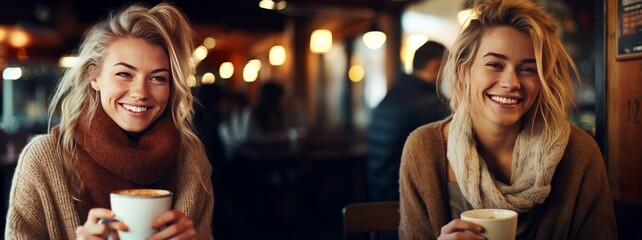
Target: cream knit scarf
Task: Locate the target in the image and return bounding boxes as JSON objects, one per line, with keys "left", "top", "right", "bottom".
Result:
{"left": 447, "top": 104, "right": 570, "bottom": 213}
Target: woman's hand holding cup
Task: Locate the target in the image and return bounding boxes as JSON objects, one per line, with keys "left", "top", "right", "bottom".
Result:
{"left": 438, "top": 219, "right": 485, "bottom": 240}
{"left": 75, "top": 208, "right": 127, "bottom": 240}
{"left": 148, "top": 210, "right": 196, "bottom": 240}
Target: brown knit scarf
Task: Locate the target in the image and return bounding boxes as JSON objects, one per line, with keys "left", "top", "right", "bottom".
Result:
{"left": 73, "top": 106, "right": 180, "bottom": 217}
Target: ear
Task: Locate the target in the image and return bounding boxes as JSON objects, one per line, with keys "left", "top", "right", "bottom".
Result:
{"left": 456, "top": 65, "right": 473, "bottom": 96}
{"left": 88, "top": 65, "right": 100, "bottom": 91}
{"left": 427, "top": 58, "right": 441, "bottom": 72}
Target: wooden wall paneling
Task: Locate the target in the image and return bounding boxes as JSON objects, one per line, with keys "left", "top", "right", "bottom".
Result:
{"left": 606, "top": 0, "right": 642, "bottom": 203}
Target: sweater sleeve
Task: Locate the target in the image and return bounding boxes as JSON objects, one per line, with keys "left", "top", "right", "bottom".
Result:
{"left": 5, "top": 137, "right": 53, "bottom": 239}
{"left": 175, "top": 148, "right": 214, "bottom": 240}
{"left": 197, "top": 161, "right": 215, "bottom": 240}
{"left": 399, "top": 130, "right": 437, "bottom": 240}
{"left": 571, "top": 138, "right": 617, "bottom": 239}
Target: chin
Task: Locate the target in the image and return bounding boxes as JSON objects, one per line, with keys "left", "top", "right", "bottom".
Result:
{"left": 121, "top": 127, "right": 146, "bottom": 133}
{"left": 117, "top": 122, "right": 150, "bottom": 133}
{"left": 491, "top": 116, "right": 523, "bottom": 127}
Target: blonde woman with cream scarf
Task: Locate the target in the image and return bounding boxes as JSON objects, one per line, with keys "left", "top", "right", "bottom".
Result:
{"left": 398, "top": 0, "right": 617, "bottom": 239}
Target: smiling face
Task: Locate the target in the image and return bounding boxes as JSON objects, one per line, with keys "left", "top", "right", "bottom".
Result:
{"left": 90, "top": 37, "right": 171, "bottom": 133}
{"left": 467, "top": 26, "right": 541, "bottom": 130}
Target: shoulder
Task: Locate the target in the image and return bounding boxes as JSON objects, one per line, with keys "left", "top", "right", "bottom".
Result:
{"left": 555, "top": 124, "right": 606, "bottom": 179}
{"left": 378, "top": 78, "right": 424, "bottom": 103}
{"left": 17, "top": 134, "right": 58, "bottom": 167}
{"left": 12, "top": 134, "right": 61, "bottom": 185}
{"left": 24, "top": 134, "right": 55, "bottom": 148}
{"left": 402, "top": 119, "right": 449, "bottom": 167}
{"left": 406, "top": 119, "right": 448, "bottom": 145}
{"left": 564, "top": 125, "right": 602, "bottom": 163}
{"left": 179, "top": 144, "right": 212, "bottom": 186}
{"left": 181, "top": 142, "right": 210, "bottom": 169}
{"left": 400, "top": 119, "right": 449, "bottom": 189}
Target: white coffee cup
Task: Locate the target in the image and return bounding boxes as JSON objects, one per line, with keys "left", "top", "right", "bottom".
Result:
{"left": 460, "top": 209, "right": 517, "bottom": 240}
{"left": 109, "top": 189, "right": 173, "bottom": 240}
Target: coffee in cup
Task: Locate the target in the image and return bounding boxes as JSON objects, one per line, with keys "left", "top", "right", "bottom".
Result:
{"left": 460, "top": 209, "right": 517, "bottom": 240}
{"left": 109, "top": 189, "right": 173, "bottom": 240}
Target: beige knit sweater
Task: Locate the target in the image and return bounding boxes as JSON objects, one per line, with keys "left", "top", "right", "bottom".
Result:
{"left": 399, "top": 119, "right": 617, "bottom": 239}
{"left": 5, "top": 134, "right": 214, "bottom": 239}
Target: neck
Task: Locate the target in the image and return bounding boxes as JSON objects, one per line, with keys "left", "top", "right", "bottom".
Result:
{"left": 472, "top": 121, "right": 520, "bottom": 152}
{"left": 125, "top": 131, "right": 142, "bottom": 142}
{"left": 472, "top": 118, "right": 522, "bottom": 183}
{"left": 412, "top": 70, "right": 436, "bottom": 85}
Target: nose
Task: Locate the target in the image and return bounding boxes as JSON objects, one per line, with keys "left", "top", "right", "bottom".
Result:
{"left": 499, "top": 70, "right": 521, "bottom": 91}
{"left": 129, "top": 77, "right": 148, "bottom": 101}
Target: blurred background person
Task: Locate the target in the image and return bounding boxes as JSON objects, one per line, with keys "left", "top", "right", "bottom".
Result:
{"left": 218, "top": 92, "right": 249, "bottom": 159}
{"left": 366, "top": 41, "right": 449, "bottom": 203}
{"left": 193, "top": 83, "right": 230, "bottom": 236}
{"left": 194, "top": 84, "right": 228, "bottom": 164}
{"left": 241, "top": 81, "right": 306, "bottom": 146}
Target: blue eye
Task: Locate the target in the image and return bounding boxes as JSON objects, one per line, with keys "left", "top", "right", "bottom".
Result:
{"left": 519, "top": 67, "right": 537, "bottom": 75}
{"left": 486, "top": 62, "right": 503, "bottom": 70}
{"left": 151, "top": 76, "right": 168, "bottom": 84}
{"left": 116, "top": 72, "right": 132, "bottom": 78}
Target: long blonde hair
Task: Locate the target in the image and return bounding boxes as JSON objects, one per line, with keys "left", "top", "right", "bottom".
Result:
{"left": 48, "top": 3, "right": 206, "bottom": 196}
{"left": 440, "top": 0, "right": 578, "bottom": 134}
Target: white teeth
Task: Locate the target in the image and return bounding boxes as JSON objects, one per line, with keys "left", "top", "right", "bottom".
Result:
{"left": 123, "top": 104, "right": 148, "bottom": 112}
{"left": 490, "top": 96, "right": 518, "bottom": 104}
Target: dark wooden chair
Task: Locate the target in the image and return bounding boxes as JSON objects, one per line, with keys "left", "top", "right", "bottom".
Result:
{"left": 342, "top": 201, "right": 400, "bottom": 240}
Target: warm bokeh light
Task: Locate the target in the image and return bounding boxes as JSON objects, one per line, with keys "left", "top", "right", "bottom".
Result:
{"left": 16, "top": 48, "right": 28, "bottom": 61}
{"left": 203, "top": 37, "right": 217, "bottom": 49}
{"left": 348, "top": 65, "right": 364, "bottom": 82}
{"left": 193, "top": 46, "right": 208, "bottom": 61}
{"left": 457, "top": 8, "right": 475, "bottom": 26}
{"left": 259, "top": 0, "right": 275, "bottom": 10}
{"left": 0, "top": 28, "right": 7, "bottom": 42}
{"left": 363, "top": 31, "right": 387, "bottom": 49}
{"left": 8, "top": 29, "right": 30, "bottom": 48}
{"left": 58, "top": 56, "right": 78, "bottom": 68}
{"left": 406, "top": 33, "right": 429, "bottom": 51}
{"left": 248, "top": 59, "right": 262, "bottom": 70}
{"left": 2, "top": 67, "right": 23, "bottom": 80}
{"left": 243, "top": 60, "right": 261, "bottom": 83}
{"left": 275, "top": 1, "right": 287, "bottom": 10}
{"left": 259, "top": 0, "right": 286, "bottom": 10}
{"left": 189, "top": 57, "right": 198, "bottom": 70}
{"left": 310, "top": 29, "right": 332, "bottom": 53}
{"left": 403, "top": 34, "right": 429, "bottom": 73}
{"left": 269, "top": 45, "right": 286, "bottom": 66}
{"left": 202, "top": 72, "right": 215, "bottom": 84}
{"left": 188, "top": 75, "right": 197, "bottom": 87}
{"left": 219, "top": 62, "right": 234, "bottom": 79}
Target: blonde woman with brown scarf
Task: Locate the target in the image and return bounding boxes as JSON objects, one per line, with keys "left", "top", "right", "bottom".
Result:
{"left": 5, "top": 3, "right": 213, "bottom": 240}
{"left": 399, "top": 0, "right": 617, "bottom": 239}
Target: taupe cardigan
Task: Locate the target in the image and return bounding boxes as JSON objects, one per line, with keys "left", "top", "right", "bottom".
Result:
{"left": 5, "top": 134, "right": 214, "bottom": 239}
{"left": 399, "top": 119, "right": 617, "bottom": 239}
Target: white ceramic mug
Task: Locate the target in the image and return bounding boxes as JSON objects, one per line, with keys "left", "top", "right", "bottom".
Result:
{"left": 460, "top": 209, "right": 518, "bottom": 240}
{"left": 109, "top": 189, "right": 173, "bottom": 240}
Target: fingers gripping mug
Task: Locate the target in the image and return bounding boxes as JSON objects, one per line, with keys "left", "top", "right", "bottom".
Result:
{"left": 460, "top": 209, "right": 518, "bottom": 240}
{"left": 105, "top": 189, "right": 173, "bottom": 240}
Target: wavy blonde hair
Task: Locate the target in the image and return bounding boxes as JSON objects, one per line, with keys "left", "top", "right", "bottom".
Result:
{"left": 48, "top": 3, "right": 206, "bottom": 197}
{"left": 440, "top": 0, "right": 578, "bottom": 134}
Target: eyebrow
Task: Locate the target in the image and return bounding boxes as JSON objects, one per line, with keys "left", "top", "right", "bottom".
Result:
{"left": 482, "top": 52, "right": 536, "bottom": 64}
{"left": 114, "top": 62, "right": 170, "bottom": 74}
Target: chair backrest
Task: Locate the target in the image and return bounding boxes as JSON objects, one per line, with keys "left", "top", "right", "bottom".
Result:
{"left": 342, "top": 201, "right": 400, "bottom": 240}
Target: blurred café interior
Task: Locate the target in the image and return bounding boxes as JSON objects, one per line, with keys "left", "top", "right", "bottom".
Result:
{"left": 0, "top": 0, "right": 641, "bottom": 239}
